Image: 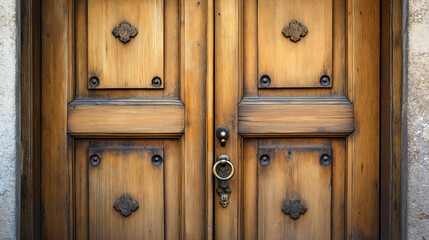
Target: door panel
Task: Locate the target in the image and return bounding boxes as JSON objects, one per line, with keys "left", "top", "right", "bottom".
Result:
{"left": 215, "top": 0, "right": 379, "bottom": 239}
{"left": 88, "top": 0, "right": 164, "bottom": 89}
{"left": 41, "top": 0, "right": 208, "bottom": 238}
{"left": 258, "top": 0, "right": 333, "bottom": 88}
{"left": 241, "top": 139, "right": 346, "bottom": 239}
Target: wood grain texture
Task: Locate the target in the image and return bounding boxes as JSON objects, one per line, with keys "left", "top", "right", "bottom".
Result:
{"left": 88, "top": 147, "right": 164, "bottom": 239}
{"left": 214, "top": 0, "right": 240, "bottom": 238}
{"left": 258, "top": 0, "right": 332, "bottom": 88}
{"left": 88, "top": 0, "right": 164, "bottom": 89}
{"left": 346, "top": 0, "right": 380, "bottom": 238}
{"left": 20, "top": 0, "right": 41, "bottom": 238}
{"left": 76, "top": 0, "right": 179, "bottom": 98}
{"left": 181, "top": 0, "right": 208, "bottom": 238}
{"left": 238, "top": 97, "right": 354, "bottom": 136}
{"left": 257, "top": 144, "right": 331, "bottom": 239}
{"left": 241, "top": 139, "right": 346, "bottom": 239}
{"left": 380, "top": 0, "right": 403, "bottom": 239}
{"left": 75, "top": 139, "right": 182, "bottom": 240}
{"left": 67, "top": 99, "right": 184, "bottom": 135}
{"left": 40, "top": 0, "right": 74, "bottom": 238}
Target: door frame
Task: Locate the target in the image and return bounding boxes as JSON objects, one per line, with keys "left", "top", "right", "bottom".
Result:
{"left": 20, "top": 0, "right": 403, "bottom": 238}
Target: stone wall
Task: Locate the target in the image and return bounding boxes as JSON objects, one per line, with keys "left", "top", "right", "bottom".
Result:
{"left": 0, "top": 0, "right": 19, "bottom": 239}
{"left": 404, "top": 0, "right": 429, "bottom": 238}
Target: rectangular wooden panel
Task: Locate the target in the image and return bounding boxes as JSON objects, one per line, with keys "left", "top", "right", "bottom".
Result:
{"left": 257, "top": 144, "right": 332, "bottom": 239}
{"left": 88, "top": 0, "right": 164, "bottom": 89}
{"left": 258, "top": 0, "right": 333, "bottom": 88}
{"left": 67, "top": 99, "right": 184, "bottom": 135}
{"left": 76, "top": 140, "right": 165, "bottom": 239}
{"left": 238, "top": 97, "right": 353, "bottom": 136}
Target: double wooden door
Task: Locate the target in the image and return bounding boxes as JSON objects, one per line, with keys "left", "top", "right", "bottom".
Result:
{"left": 40, "top": 0, "right": 380, "bottom": 239}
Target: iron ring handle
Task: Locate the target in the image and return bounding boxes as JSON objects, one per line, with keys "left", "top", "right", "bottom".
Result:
{"left": 213, "top": 157, "right": 235, "bottom": 181}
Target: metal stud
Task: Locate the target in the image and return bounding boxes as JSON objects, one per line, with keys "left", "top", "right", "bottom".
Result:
{"left": 89, "top": 76, "right": 100, "bottom": 88}
{"left": 320, "top": 75, "right": 331, "bottom": 86}
{"left": 151, "top": 154, "right": 163, "bottom": 166}
{"left": 259, "top": 154, "right": 271, "bottom": 166}
{"left": 151, "top": 77, "right": 162, "bottom": 87}
{"left": 89, "top": 154, "right": 101, "bottom": 167}
{"left": 320, "top": 153, "right": 331, "bottom": 166}
{"left": 260, "top": 75, "right": 271, "bottom": 87}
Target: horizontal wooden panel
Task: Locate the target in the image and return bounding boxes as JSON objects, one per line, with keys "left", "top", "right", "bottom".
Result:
{"left": 238, "top": 97, "right": 354, "bottom": 136}
{"left": 68, "top": 99, "right": 184, "bottom": 135}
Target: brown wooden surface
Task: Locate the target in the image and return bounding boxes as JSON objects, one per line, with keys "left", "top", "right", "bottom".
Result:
{"left": 76, "top": 0, "right": 179, "bottom": 98}
{"left": 258, "top": 0, "right": 333, "bottom": 88}
{"left": 75, "top": 140, "right": 171, "bottom": 239}
{"left": 238, "top": 97, "right": 354, "bottom": 136}
{"left": 68, "top": 99, "right": 184, "bottom": 135}
{"left": 257, "top": 143, "right": 331, "bottom": 239}
{"left": 88, "top": 0, "right": 164, "bottom": 89}
{"left": 39, "top": 0, "right": 208, "bottom": 239}
{"left": 380, "top": 0, "right": 403, "bottom": 239}
{"left": 214, "top": 0, "right": 240, "bottom": 238}
{"left": 40, "top": 0, "right": 74, "bottom": 238}
{"left": 346, "top": 0, "right": 380, "bottom": 238}
{"left": 20, "top": 0, "right": 41, "bottom": 238}
{"left": 22, "top": 0, "right": 402, "bottom": 239}
{"left": 180, "top": 0, "right": 209, "bottom": 238}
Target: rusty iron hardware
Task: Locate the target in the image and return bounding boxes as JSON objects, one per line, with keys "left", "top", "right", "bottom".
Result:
{"left": 89, "top": 154, "right": 101, "bottom": 167}
{"left": 112, "top": 21, "right": 138, "bottom": 43}
{"left": 113, "top": 194, "right": 139, "bottom": 217}
{"left": 216, "top": 126, "right": 230, "bottom": 147}
{"left": 320, "top": 153, "right": 331, "bottom": 166}
{"left": 320, "top": 75, "right": 331, "bottom": 86}
{"left": 213, "top": 155, "right": 235, "bottom": 208}
{"left": 282, "top": 20, "right": 308, "bottom": 42}
{"left": 282, "top": 198, "right": 307, "bottom": 219}
{"left": 259, "top": 153, "right": 271, "bottom": 166}
{"left": 89, "top": 76, "right": 100, "bottom": 88}
{"left": 151, "top": 154, "right": 163, "bottom": 166}
{"left": 259, "top": 75, "right": 271, "bottom": 87}
{"left": 151, "top": 77, "right": 162, "bottom": 87}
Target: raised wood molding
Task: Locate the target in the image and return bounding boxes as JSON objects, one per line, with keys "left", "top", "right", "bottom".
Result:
{"left": 68, "top": 99, "right": 184, "bottom": 135}
{"left": 238, "top": 97, "right": 354, "bottom": 136}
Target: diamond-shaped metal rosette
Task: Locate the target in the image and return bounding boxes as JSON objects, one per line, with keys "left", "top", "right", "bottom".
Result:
{"left": 282, "top": 20, "right": 308, "bottom": 42}
{"left": 113, "top": 194, "right": 139, "bottom": 217}
{"left": 112, "top": 21, "right": 138, "bottom": 43}
{"left": 281, "top": 197, "right": 307, "bottom": 219}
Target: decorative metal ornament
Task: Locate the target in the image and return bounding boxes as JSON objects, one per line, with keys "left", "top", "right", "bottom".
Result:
{"left": 113, "top": 194, "right": 139, "bottom": 217}
{"left": 213, "top": 155, "right": 235, "bottom": 207}
{"left": 281, "top": 198, "right": 307, "bottom": 219}
{"left": 282, "top": 20, "right": 308, "bottom": 42}
{"left": 112, "top": 21, "right": 138, "bottom": 43}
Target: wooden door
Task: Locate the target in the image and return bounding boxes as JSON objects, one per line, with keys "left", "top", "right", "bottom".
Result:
{"left": 40, "top": 0, "right": 379, "bottom": 239}
{"left": 213, "top": 0, "right": 380, "bottom": 239}
{"left": 40, "top": 0, "right": 210, "bottom": 239}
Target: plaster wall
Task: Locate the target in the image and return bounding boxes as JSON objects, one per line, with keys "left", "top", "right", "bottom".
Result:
{"left": 0, "top": 0, "right": 19, "bottom": 239}
{"left": 404, "top": 0, "right": 429, "bottom": 238}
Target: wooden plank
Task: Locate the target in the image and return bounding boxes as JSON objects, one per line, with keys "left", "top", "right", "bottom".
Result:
{"left": 214, "top": 0, "right": 240, "bottom": 238}
{"left": 67, "top": 99, "right": 184, "bottom": 135}
{"left": 181, "top": 0, "right": 208, "bottom": 238}
{"left": 206, "top": 0, "right": 215, "bottom": 238}
{"left": 346, "top": 0, "right": 380, "bottom": 238}
{"left": 238, "top": 97, "right": 354, "bottom": 136}
{"left": 40, "top": 0, "right": 73, "bottom": 238}
{"left": 20, "top": 0, "right": 41, "bottom": 238}
{"left": 380, "top": 0, "right": 403, "bottom": 239}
